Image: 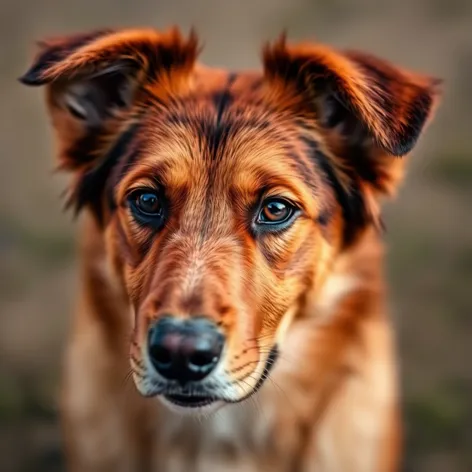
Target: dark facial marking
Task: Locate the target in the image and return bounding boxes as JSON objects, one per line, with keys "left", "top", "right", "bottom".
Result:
{"left": 213, "top": 73, "right": 237, "bottom": 123}
{"left": 69, "top": 121, "right": 141, "bottom": 223}
{"left": 107, "top": 147, "right": 141, "bottom": 213}
{"left": 67, "top": 128, "right": 102, "bottom": 168}
{"left": 301, "top": 136, "right": 368, "bottom": 247}
{"left": 206, "top": 72, "right": 237, "bottom": 159}
{"left": 286, "top": 147, "right": 318, "bottom": 195}
{"left": 195, "top": 73, "right": 240, "bottom": 239}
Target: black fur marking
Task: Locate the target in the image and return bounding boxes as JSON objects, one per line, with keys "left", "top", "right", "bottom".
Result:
{"left": 133, "top": 39, "right": 196, "bottom": 82}
{"left": 213, "top": 73, "right": 237, "bottom": 122}
{"left": 70, "top": 122, "right": 140, "bottom": 224}
{"left": 207, "top": 73, "right": 237, "bottom": 159}
{"left": 287, "top": 147, "right": 318, "bottom": 195}
{"left": 301, "top": 137, "right": 368, "bottom": 247}
{"left": 165, "top": 111, "right": 193, "bottom": 127}
{"left": 106, "top": 148, "right": 141, "bottom": 213}
{"left": 265, "top": 53, "right": 310, "bottom": 89}
{"left": 206, "top": 112, "right": 231, "bottom": 158}
{"left": 67, "top": 129, "right": 101, "bottom": 167}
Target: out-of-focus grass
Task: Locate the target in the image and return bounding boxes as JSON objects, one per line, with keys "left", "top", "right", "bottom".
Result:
{"left": 0, "top": 374, "right": 27, "bottom": 421}
{"left": 428, "top": 0, "right": 472, "bottom": 19}
{"left": 0, "top": 372, "right": 64, "bottom": 472}
{"left": 405, "top": 380, "right": 472, "bottom": 471}
{"left": 0, "top": 215, "right": 75, "bottom": 300}
{"left": 427, "top": 151, "right": 472, "bottom": 189}
{"left": 384, "top": 146, "right": 472, "bottom": 471}
{"left": 1, "top": 216, "right": 75, "bottom": 267}
{"left": 0, "top": 371, "right": 57, "bottom": 422}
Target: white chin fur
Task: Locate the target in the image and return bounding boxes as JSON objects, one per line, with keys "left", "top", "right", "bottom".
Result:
{"left": 158, "top": 396, "right": 225, "bottom": 416}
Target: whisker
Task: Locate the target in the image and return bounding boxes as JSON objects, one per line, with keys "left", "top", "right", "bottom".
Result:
{"left": 121, "top": 368, "right": 135, "bottom": 388}
{"left": 225, "top": 350, "right": 291, "bottom": 378}
{"left": 236, "top": 376, "right": 264, "bottom": 417}
{"left": 244, "top": 371, "right": 296, "bottom": 415}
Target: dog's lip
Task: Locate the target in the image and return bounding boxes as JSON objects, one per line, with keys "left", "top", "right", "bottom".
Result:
{"left": 151, "top": 345, "right": 279, "bottom": 406}
{"left": 163, "top": 393, "right": 216, "bottom": 408}
{"left": 227, "top": 344, "right": 279, "bottom": 403}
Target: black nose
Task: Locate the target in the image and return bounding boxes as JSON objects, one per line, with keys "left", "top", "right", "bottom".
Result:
{"left": 147, "top": 316, "right": 225, "bottom": 384}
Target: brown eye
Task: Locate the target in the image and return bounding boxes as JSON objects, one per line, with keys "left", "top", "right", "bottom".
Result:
{"left": 127, "top": 189, "right": 166, "bottom": 230}
{"left": 135, "top": 191, "right": 161, "bottom": 215}
{"left": 257, "top": 198, "right": 295, "bottom": 225}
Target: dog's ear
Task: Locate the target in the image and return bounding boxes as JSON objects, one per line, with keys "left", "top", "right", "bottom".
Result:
{"left": 263, "top": 37, "right": 441, "bottom": 194}
{"left": 20, "top": 28, "right": 198, "bottom": 127}
{"left": 263, "top": 37, "right": 441, "bottom": 244}
{"left": 20, "top": 28, "right": 198, "bottom": 219}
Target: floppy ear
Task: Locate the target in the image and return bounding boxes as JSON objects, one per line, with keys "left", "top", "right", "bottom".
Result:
{"left": 20, "top": 28, "right": 198, "bottom": 220}
{"left": 263, "top": 37, "right": 441, "bottom": 244}
{"left": 264, "top": 37, "right": 441, "bottom": 157}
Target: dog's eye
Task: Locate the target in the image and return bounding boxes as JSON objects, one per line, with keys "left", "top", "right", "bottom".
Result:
{"left": 134, "top": 191, "right": 161, "bottom": 216}
{"left": 257, "top": 198, "right": 296, "bottom": 225}
{"left": 128, "top": 189, "right": 165, "bottom": 228}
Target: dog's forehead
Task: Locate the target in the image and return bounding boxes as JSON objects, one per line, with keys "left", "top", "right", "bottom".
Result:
{"left": 133, "top": 68, "right": 306, "bottom": 190}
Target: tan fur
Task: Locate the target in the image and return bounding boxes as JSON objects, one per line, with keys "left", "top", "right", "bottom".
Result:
{"left": 20, "top": 27, "right": 441, "bottom": 471}
{"left": 62, "top": 220, "right": 399, "bottom": 472}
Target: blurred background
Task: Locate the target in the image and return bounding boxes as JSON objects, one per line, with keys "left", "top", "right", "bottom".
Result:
{"left": 0, "top": 0, "right": 471, "bottom": 470}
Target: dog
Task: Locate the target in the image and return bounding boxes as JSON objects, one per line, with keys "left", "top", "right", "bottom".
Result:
{"left": 20, "top": 27, "right": 440, "bottom": 471}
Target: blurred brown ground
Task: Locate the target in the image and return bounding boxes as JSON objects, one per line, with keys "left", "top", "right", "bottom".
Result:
{"left": 0, "top": 0, "right": 471, "bottom": 470}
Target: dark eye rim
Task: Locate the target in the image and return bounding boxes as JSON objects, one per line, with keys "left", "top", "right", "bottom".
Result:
{"left": 253, "top": 197, "right": 300, "bottom": 233}
{"left": 127, "top": 187, "right": 167, "bottom": 228}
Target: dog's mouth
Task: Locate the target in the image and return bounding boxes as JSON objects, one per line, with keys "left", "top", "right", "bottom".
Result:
{"left": 228, "top": 345, "right": 279, "bottom": 403}
{"left": 163, "top": 393, "right": 216, "bottom": 408}
{"left": 162, "top": 346, "right": 279, "bottom": 407}
{"left": 141, "top": 345, "right": 279, "bottom": 409}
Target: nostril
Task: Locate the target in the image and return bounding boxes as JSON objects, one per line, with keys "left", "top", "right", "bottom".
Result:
{"left": 149, "top": 344, "right": 172, "bottom": 368}
{"left": 147, "top": 318, "right": 181, "bottom": 374}
{"left": 186, "top": 334, "right": 224, "bottom": 373}
{"left": 188, "top": 349, "right": 217, "bottom": 368}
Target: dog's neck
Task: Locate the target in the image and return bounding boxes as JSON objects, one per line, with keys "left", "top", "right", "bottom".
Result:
{"left": 313, "top": 227, "right": 386, "bottom": 319}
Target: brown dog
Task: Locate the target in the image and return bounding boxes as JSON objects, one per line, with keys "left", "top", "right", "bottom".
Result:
{"left": 21, "top": 28, "right": 440, "bottom": 471}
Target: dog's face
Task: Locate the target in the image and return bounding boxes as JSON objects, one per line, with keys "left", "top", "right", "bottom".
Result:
{"left": 21, "top": 28, "right": 440, "bottom": 412}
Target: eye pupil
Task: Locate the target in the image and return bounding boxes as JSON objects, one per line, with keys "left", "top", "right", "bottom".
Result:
{"left": 267, "top": 202, "right": 286, "bottom": 216}
{"left": 260, "top": 199, "right": 292, "bottom": 223}
{"left": 135, "top": 192, "right": 161, "bottom": 215}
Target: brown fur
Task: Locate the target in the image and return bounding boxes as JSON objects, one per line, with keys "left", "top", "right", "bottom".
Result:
{"left": 20, "top": 27, "right": 441, "bottom": 471}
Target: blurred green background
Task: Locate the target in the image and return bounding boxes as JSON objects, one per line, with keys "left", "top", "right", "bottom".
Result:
{"left": 0, "top": 0, "right": 471, "bottom": 470}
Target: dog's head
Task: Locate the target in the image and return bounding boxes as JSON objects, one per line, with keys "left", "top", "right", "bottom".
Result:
{"left": 21, "top": 28, "right": 440, "bottom": 412}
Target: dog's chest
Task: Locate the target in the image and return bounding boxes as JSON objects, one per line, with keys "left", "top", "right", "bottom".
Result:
{"left": 148, "top": 319, "right": 330, "bottom": 472}
{"left": 152, "top": 370, "right": 306, "bottom": 472}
